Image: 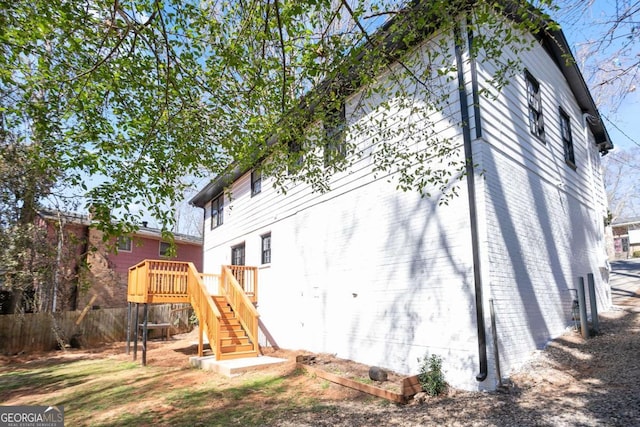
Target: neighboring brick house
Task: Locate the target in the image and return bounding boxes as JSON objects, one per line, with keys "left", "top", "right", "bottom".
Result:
{"left": 191, "top": 5, "right": 612, "bottom": 390}
{"left": 38, "top": 211, "right": 203, "bottom": 310}
{"left": 611, "top": 217, "right": 640, "bottom": 259}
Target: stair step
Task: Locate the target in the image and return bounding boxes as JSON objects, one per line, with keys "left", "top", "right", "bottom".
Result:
{"left": 217, "top": 349, "right": 259, "bottom": 361}
{"left": 218, "top": 329, "right": 245, "bottom": 338}
{"left": 220, "top": 336, "right": 250, "bottom": 346}
{"left": 221, "top": 343, "right": 255, "bottom": 353}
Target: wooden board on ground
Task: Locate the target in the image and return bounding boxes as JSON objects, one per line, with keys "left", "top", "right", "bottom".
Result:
{"left": 298, "top": 363, "right": 408, "bottom": 404}
{"left": 401, "top": 375, "right": 422, "bottom": 396}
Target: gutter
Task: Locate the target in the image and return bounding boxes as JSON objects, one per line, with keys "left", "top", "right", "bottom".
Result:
{"left": 454, "top": 25, "right": 488, "bottom": 382}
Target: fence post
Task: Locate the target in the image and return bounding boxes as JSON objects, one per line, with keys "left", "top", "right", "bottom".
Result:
{"left": 587, "top": 273, "right": 599, "bottom": 334}
{"left": 577, "top": 277, "right": 589, "bottom": 339}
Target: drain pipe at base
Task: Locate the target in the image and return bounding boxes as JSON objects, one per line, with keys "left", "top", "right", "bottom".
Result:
{"left": 454, "top": 26, "right": 488, "bottom": 382}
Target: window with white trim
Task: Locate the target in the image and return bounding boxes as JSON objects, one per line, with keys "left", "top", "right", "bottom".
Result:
{"left": 117, "top": 236, "right": 132, "bottom": 252}
{"left": 159, "top": 241, "right": 172, "bottom": 257}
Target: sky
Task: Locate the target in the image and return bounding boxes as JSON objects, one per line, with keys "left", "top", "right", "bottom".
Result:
{"left": 555, "top": 1, "right": 640, "bottom": 152}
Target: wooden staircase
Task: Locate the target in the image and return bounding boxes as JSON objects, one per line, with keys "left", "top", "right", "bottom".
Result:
{"left": 127, "top": 260, "right": 259, "bottom": 361}
{"left": 213, "top": 296, "right": 257, "bottom": 357}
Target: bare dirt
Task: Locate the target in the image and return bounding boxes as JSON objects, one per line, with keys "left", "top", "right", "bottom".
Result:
{"left": 2, "top": 291, "right": 640, "bottom": 426}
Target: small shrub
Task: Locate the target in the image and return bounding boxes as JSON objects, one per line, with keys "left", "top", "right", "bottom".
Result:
{"left": 418, "top": 353, "right": 446, "bottom": 396}
{"left": 633, "top": 251, "right": 640, "bottom": 258}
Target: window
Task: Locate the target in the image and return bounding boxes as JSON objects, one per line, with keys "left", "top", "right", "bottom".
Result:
{"left": 231, "top": 243, "right": 245, "bottom": 266}
{"left": 559, "top": 108, "right": 576, "bottom": 168}
{"left": 159, "top": 241, "right": 172, "bottom": 257}
{"left": 117, "top": 236, "right": 132, "bottom": 252}
{"left": 525, "top": 71, "right": 545, "bottom": 141}
{"left": 251, "top": 169, "right": 262, "bottom": 196}
{"left": 288, "top": 139, "right": 304, "bottom": 175}
{"left": 261, "top": 233, "right": 271, "bottom": 264}
{"left": 323, "top": 104, "right": 347, "bottom": 167}
{"left": 210, "top": 194, "right": 223, "bottom": 230}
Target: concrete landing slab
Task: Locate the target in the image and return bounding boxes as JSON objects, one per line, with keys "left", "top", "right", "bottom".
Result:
{"left": 189, "top": 355, "right": 288, "bottom": 377}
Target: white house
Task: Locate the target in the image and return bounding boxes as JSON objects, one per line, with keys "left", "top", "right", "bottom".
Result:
{"left": 190, "top": 5, "right": 613, "bottom": 390}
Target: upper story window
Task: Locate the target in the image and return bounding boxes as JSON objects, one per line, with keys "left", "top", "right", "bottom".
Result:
{"left": 525, "top": 71, "right": 545, "bottom": 141}
{"left": 211, "top": 193, "right": 224, "bottom": 230}
{"left": 117, "top": 236, "right": 132, "bottom": 252}
{"left": 323, "top": 104, "right": 347, "bottom": 167}
{"left": 251, "top": 169, "right": 262, "bottom": 196}
{"left": 559, "top": 108, "right": 576, "bottom": 169}
{"left": 288, "top": 139, "right": 304, "bottom": 175}
{"left": 159, "top": 241, "right": 172, "bottom": 257}
{"left": 261, "top": 233, "right": 271, "bottom": 264}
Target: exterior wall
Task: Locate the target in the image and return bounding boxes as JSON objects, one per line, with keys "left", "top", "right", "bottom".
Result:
{"left": 202, "top": 34, "right": 495, "bottom": 391}
{"left": 474, "top": 32, "right": 611, "bottom": 384}
{"left": 199, "top": 24, "right": 610, "bottom": 390}
{"left": 82, "top": 229, "right": 203, "bottom": 309}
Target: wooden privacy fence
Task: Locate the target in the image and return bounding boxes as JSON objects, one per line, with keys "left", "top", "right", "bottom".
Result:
{"left": 0, "top": 303, "right": 192, "bottom": 355}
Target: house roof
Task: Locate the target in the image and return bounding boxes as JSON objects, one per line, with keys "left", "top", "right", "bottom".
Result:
{"left": 189, "top": 2, "right": 614, "bottom": 209}
{"left": 133, "top": 226, "right": 203, "bottom": 246}
{"left": 38, "top": 210, "right": 203, "bottom": 245}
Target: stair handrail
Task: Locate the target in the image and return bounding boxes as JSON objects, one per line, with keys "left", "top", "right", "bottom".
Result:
{"left": 186, "top": 262, "right": 223, "bottom": 359}
{"left": 221, "top": 265, "right": 259, "bottom": 354}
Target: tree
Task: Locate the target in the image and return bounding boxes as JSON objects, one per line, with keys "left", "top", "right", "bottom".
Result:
{"left": 554, "top": 0, "right": 639, "bottom": 111}
{"left": 0, "top": 0, "right": 559, "bottom": 238}
{"left": 603, "top": 148, "right": 640, "bottom": 221}
{"left": 0, "top": 134, "right": 84, "bottom": 314}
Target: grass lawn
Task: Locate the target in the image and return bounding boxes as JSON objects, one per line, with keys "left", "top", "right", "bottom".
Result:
{"left": 0, "top": 354, "right": 346, "bottom": 426}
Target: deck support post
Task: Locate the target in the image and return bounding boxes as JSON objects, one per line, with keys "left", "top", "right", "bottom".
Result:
{"left": 133, "top": 303, "right": 139, "bottom": 361}
{"left": 142, "top": 303, "right": 149, "bottom": 366}
{"left": 126, "top": 302, "right": 132, "bottom": 355}
{"left": 198, "top": 323, "right": 204, "bottom": 357}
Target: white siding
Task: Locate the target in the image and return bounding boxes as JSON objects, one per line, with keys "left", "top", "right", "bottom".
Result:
{"left": 474, "top": 32, "right": 611, "bottom": 383}
{"left": 199, "top": 23, "right": 610, "bottom": 391}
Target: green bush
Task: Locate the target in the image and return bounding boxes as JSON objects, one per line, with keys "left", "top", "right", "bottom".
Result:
{"left": 417, "top": 353, "right": 447, "bottom": 396}
{"left": 633, "top": 251, "right": 640, "bottom": 258}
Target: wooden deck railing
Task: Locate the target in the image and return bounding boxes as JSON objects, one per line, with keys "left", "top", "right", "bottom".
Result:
{"left": 128, "top": 260, "right": 190, "bottom": 303}
{"left": 227, "top": 265, "right": 258, "bottom": 304}
{"left": 200, "top": 273, "right": 221, "bottom": 295}
{"left": 221, "top": 266, "right": 259, "bottom": 355}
